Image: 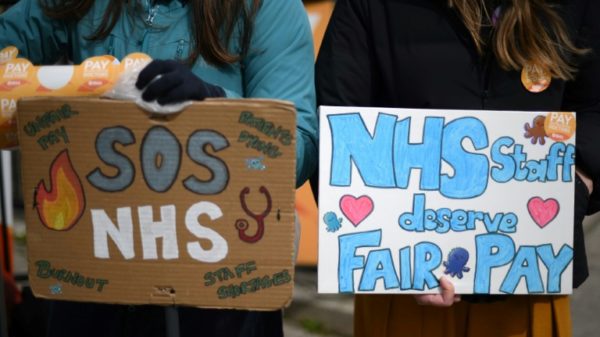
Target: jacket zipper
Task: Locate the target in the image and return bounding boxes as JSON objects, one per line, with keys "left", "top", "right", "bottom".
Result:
{"left": 141, "top": 1, "right": 160, "bottom": 52}
{"left": 481, "top": 48, "right": 493, "bottom": 109}
{"left": 145, "top": 0, "right": 159, "bottom": 26}
{"left": 107, "top": 36, "right": 115, "bottom": 56}
{"left": 480, "top": 17, "right": 496, "bottom": 109}
{"left": 175, "top": 40, "right": 185, "bottom": 60}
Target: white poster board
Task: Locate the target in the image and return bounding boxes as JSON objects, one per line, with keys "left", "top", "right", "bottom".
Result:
{"left": 318, "top": 106, "right": 576, "bottom": 294}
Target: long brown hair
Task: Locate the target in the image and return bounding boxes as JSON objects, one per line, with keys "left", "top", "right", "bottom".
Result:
{"left": 40, "top": 0, "right": 260, "bottom": 67}
{"left": 448, "top": 0, "right": 587, "bottom": 80}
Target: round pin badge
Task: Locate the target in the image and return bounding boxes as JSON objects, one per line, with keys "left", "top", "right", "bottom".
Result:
{"left": 544, "top": 111, "right": 576, "bottom": 142}
{"left": 521, "top": 64, "right": 551, "bottom": 93}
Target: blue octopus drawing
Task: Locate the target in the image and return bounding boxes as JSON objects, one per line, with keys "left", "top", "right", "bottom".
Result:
{"left": 323, "top": 211, "right": 343, "bottom": 233}
{"left": 245, "top": 157, "right": 266, "bottom": 170}
{"left": 443, "top": 247, "right": 471, "bottom": 279}
{"left": 49, "top": 283, "right": 62, "bottom": 295}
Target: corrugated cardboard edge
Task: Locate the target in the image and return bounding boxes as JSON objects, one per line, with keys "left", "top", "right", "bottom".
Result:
{"left": 18, "top": 96, "right": 296, "bottom": 111}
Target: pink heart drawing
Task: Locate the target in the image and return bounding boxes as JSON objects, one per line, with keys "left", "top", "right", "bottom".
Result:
{"left": 527, "top": 197, "right": 560, "bottom": 228}
{"left": 340, "top": 195, "right": 374, "bottom": 227}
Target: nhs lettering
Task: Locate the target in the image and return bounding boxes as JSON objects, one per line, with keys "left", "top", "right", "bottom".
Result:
{"left": 329, "top": 113, "right": 574, "bottom": 197}
{"left": 318, "top": 107, "right": 576, "bottom": 295}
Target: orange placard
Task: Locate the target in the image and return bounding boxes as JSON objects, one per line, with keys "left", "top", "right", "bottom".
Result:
{"left": 0, "top": 49, "right": 152, "bottom": 149}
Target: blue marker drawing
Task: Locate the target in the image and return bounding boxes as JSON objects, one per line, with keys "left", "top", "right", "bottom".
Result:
{"left": 246, "top": 157, "right": 266, "bottom": 170}
{"left": 323, "top": 211, "right": 343, "bottom": 232}
{"left": 49, "top": 283, "right": 63, "bottom": 295}
{"left": 443, "top": 247, "right": 471, "bottom": 279}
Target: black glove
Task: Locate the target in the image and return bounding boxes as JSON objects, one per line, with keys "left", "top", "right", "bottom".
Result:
{"left": 136, "top": 60, "right": 225, "bottom": 105}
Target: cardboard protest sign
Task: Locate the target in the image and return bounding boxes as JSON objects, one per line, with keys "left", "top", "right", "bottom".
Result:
{"left": 318, "top": 106, "right": 576, "bottom": 294}
{"left": 17, "top": 97, "right": 296, "bottom": 309}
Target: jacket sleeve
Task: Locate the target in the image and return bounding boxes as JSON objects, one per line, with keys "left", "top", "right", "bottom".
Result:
{"left": 242, "top": 0, "right": 317, "bottom": 187}
{"left": 562, "top": 0, "right": 600, "bottom": 214}
{"left": 315, "top": 0, "right": 373, "bottom": 107}
{"left": 0, "top": 0, "right": 69, "bottom": 64}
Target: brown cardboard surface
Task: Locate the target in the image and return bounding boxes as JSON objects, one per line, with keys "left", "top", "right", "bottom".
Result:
{"left": 17, "top": 97, "right": 296, "bottom": 310}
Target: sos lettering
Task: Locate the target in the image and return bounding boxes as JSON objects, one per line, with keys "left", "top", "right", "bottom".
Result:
{"left": 87, "top": 125, "right": 231, "bottom": 263}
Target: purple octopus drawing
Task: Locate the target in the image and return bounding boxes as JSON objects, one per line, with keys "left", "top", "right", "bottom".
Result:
{"left": 443, "top": 247, "right": 471, "bottom": 279}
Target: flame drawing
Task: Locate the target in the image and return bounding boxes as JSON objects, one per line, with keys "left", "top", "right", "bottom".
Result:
{"left": 35, "top": 150, "right": 86, "bottom": 231}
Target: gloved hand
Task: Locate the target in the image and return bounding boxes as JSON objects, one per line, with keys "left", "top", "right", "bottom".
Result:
{"left": 136, "top": 60, "right": 225, "bottom": 105}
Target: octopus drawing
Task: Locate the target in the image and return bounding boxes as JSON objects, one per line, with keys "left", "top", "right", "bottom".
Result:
{"left": 443, "top": 247, "right": 471, "bottom": 279}
{"left": 323, "top": 211, "right": 343, "bottom": 233}
{"left": 246, "top": 156, "right": 266, "bottom": 170}
{"left": 524, "top": 115, "right": 547, "bottom": 145}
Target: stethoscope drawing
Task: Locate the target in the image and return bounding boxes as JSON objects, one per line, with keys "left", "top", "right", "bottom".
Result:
{"left": 235, "top": 186, "right": 272, "bottom": 243}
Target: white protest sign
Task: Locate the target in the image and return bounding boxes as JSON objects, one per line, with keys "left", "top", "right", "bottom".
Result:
{"left": 318, "top": 106, "right": 576, "bottom": 294}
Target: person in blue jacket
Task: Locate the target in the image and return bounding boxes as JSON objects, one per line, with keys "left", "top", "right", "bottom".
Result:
{"left": 0, "top": 0, "right": 317, "bottom": 336}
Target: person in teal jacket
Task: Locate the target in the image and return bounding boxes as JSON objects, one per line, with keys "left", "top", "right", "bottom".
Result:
{"left": 0, "top": 0, "right": 317, "bottom": 187}
{"left": 0, "top": 0, "right": 317, "bottom": 336}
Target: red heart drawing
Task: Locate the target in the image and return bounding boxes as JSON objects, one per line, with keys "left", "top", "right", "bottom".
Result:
{"left": 527, "top": 197, "right": 560, "bottom": 228}
{"left": 339, "top": 195, "right": 374, "bottom": 226}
